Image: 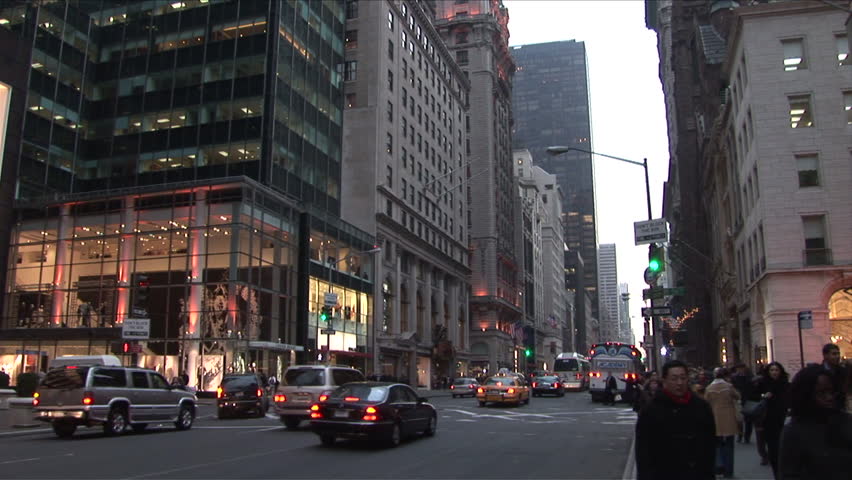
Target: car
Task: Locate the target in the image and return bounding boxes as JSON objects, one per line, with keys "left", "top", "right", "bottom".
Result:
{"left": 309, "top": 382, "right": 437, "bottom": 447}
{"left": 476, "top": 375, "right": 530, "bottom": 407}
{"left": 33, "top": 357, "right": 197, "bottom": 438}
{"left": 217, "top": 373, "right": 269, "bottom": 419}
{"left": 273, "top": 365, "right": 365, "bottom": 429}
{"left": 531, "top": 375, "right": 566, "bottom": 397}
{"left": 449, "top": 378, "right": 480, "bottom": 398}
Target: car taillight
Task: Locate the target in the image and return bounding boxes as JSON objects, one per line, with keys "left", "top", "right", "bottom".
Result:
{"left": 256, "top": 388, "right": 263, "bottom": 397}
{"left": 32, "top": 392, "right": 40, "bottom": 407}
{"left": 532, "top": 382, "right": 538, "bottom": 388}
{"left": 217, "top": 386, "right": 223, "bottom": 399}
{"left": 344, "top": 396, "right": 360, "bottom": 402}
{"left": 363, "top": 406, "right": 379, "bottom": 421}
{"left": 82, "top": 391, "right": 94, "bottom": 405}
{"left": 274, "top": 394, "right": 287, "bottom": 402}
{"left": 576, "top": 373, "right": 583, "bottom": 379}
{"left": 310, "top": 404, "right": 322, "bottom": 419}
{"left": 469, "top": 384, "right": 475, "bottom": 389}
{"left": 554, "top": 383, "right": 560, "bottom": 388}
{"left": 318, "top": 395, "right": 328, "bottom": 402}
{"left": 477, "top": 387, "right": 484, "bottom": 393}
{"left": 507, "top": 388, "right": 516, "bottom": 394}
{"left": 450, "top": 385, "right": 455, "bottom": 389}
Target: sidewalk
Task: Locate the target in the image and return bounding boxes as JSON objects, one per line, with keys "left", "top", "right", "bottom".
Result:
{"left": 623, "top": 436, "right": 774, "bottom": 480}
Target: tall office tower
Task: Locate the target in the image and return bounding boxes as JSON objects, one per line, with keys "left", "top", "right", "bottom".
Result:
{"left": 0, "top": 1, "right": 378, "bottom": 389}
{"left": 597, "top": 244, "right": 619, "bottom": 342}
{"left": 340, "top": 0, "right": 472, "bottom": 387}
{"left": 511, "top": 40, "right": 600, "bottom": 325}
{"left": 432, "top": 0, "right": 522, "bottom": 375}
{"left": 618, "top": 283, "right": 633, "bottom": 344}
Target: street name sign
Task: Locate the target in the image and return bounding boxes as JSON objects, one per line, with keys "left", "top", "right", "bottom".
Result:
{"left": 122, "top": 318, "right": 150, "bottom": 339}
{"left": 643, "top": 287, "right": 664, "bottom": 300}
{"left": 798, "top": 310, "right": 813, "bottom": 329}
{"left": 323, "top": 292, "right": 338, "bottom": 307}
{"left": 131, "top": 307, "right": 149, "bottom": 318}
{"left": 641, "top": 306, "right": 673, "bottom": 318}
{"left": 320, "top": 329, "right": 336, "bottom": 335}
{"left": 664, "top": 287, "right": 687, "bottom": 296}
{"left": 634, "top": 219, "right": 668, "bottom": 245}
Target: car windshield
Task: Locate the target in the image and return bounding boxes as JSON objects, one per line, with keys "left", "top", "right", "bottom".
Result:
{"left": 538, "top": 376, "right": 559, "bottom": 382}
{"left": 329, "top": 384, "right": 387, "bottom": 403}
{"left": 485, "top": 377, "right": 515, "bottom": 386}
{"left": 284, "top": 368, "right": 325, "bottom": 386}
{"left": 221, "top": 376, "right": 257, "bottom": 390}
{"left": 42, "top": 367, "right": 89, "bottom": 390}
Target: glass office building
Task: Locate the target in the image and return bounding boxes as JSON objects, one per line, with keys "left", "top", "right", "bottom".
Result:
{"left": 0, "top": 0, "right": 375, "bottom": 389}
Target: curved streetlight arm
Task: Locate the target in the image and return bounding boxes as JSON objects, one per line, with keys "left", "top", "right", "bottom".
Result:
{"left": 546, "top": 146, "right": 652, "bottom": 221}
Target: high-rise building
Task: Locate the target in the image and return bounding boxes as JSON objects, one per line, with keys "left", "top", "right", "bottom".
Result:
{"left": 339, "top": 0, "right": 472, "bottom": 387}
{"left": 433, "top": 0, "right": 522, "bottom": 375}
{"left": 0, "top": 0, "right": 378, "bottom": 388}
{"left": 618, "top": 282, "right": 633, "bottom": 345}
{"left": 511, "top": 40, "right": 599, "bottom": 325}
{"left": 597, "top": 244, "right": 619, "bottom": 342}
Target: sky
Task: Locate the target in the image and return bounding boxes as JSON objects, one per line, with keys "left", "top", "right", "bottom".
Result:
{"left": 503, "top": 0, "right": 670, "bottom": 350}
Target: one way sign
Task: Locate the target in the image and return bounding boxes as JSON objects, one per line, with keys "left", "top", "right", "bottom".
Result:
{"left": 641, "top": 306, "right": 672, "bottom": 317}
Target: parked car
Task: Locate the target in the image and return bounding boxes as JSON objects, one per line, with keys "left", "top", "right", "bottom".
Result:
{"left": 273, "top": 365, "right": 365, "bottom": 429}
{"left": 449, "top": 378, "right": 480, "bottom": 398}
{"left": 531, "top": 375, "right": 566, "bottom": 397}
{"left": 309, "top": 382, "right": 436, "bottom": 447}
{"left": 217, "top": 373, "right": 269, "bottom": 419}
{"left": 33, "top": 359, "right": 196, "bottom": 438}
{"left": 476, "top": 375, "right": 531, "bottom": 407}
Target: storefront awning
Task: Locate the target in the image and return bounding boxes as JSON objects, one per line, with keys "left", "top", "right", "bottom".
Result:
{"left": 247, "top": 341, "right": 304, "bottom": 352}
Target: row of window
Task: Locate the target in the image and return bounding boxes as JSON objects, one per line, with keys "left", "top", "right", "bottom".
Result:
{"left": 781, "top": 34, "right": 848, "bottom": 72}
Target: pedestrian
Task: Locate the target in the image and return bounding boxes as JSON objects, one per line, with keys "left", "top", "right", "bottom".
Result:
{"left": 754, "top": 361, "right": 790, "bottom": 477}
{"left": 0, "top": 368, "right": 9, "bottom": 388}
{"left": 730, "top": 362, "right": 754, "bottom": 443}
{"left": 692, "top": 369, "right": 710, "bottom": 398}
{"left": 638, "top": 378, "right": 661, "bottom": 412}
{"left": 750, "top": 365, "right": 771, "bottom": 466}
{"left": 604, "top": 371, "right": 618, "bottom": 406}
{"left": 820, "top": 343, "right": 848, "bottom": 411}
{"left": 635, "top": 360, "right": 716, "bottom": 480}
{"left": 704, "top": 367, "right": 741, "bottom": 478}
{"left": 779, "top": 364, "right": 852, "bottom": 480}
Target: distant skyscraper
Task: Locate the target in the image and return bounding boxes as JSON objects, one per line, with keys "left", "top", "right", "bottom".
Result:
{"left": 598, "top": 244, "right": 619, "bottom": 342}
{"left": 510, "top": 40, "right": 599, "bottom": 323}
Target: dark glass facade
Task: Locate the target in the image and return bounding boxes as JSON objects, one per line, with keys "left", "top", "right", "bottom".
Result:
{"left": 511, "top": 40, "right": 599, "bottom": 321}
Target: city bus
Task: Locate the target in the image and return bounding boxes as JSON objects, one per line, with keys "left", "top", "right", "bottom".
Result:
{"left": 553, "top": 352, "right": 591, "bottom": 390}
{"left": 587, "top": 342, "right": 644, "bottom": 403}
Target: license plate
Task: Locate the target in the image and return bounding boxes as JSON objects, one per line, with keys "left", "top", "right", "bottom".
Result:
{"left": 333, "top": 410, "right": 349, "bottom": 418}
{"left": 234, "top": 392, "right": 244, "bottom": 398}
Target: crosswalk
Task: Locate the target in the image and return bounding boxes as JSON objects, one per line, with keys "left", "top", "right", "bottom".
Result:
{"left": 438, "top": 406, "right": 637, "bottom": 425}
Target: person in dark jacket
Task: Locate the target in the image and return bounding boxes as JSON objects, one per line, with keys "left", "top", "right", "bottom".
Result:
{"left": 605, "top": 372, "right": 618, "bottom": 406}
{"left": 730, "top": 363, "right": 754, "bottom": 443}
{"left": 820, "top": 343, "right": 848, "bottom": 411}
{"left": 779, "top": 365, "right": 852, "bottom": 480}
{"left": 754, "top": 361, "right": 790, "bottom": 477}
{"left": 636, "top": 360, "right": 716, "bottom": 480}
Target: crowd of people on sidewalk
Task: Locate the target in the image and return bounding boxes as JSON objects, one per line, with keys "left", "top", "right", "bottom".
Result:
{"left": 634, "top": 343, "right": 852, "bottom": 479}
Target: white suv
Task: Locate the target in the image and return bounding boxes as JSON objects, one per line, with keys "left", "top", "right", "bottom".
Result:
{"left": 273, "top": 365, "right": 364, "bottom": 429}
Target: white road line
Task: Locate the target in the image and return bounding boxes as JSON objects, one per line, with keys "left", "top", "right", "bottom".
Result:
{"left": 0, "top": 453, "right": 73, "bottom": 465}
{"left": 0, "top": 428, "right": 51, "bottom": 437}
{"left": 193, "top": 425, "right": 272, "bottom": 429}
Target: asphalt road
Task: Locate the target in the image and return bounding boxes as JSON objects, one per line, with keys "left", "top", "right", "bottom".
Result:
{"left": 0, "top": 391, "right": 635, "bottom": 479}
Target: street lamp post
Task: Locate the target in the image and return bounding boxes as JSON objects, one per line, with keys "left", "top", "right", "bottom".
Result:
{"left": 546, "top": 145, "right": 657, "bottom": 369}
{"left": 323, "top": 247, "right": 380, "bottom": 366}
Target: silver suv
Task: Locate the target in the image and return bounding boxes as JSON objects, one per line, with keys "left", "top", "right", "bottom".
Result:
{"left": 34, "top": 363, "right": 197, "bottom": 438}
{"left": 273, "top": 365, "right": 365, "bottom": 429}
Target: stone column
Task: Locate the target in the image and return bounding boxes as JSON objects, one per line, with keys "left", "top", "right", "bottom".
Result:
{"left": 115, "top": 196, "right": 136, "bottom": 325}
{"left": 50, "top": 205, "right": 72, "bottom": 327}
{"left": 185, "top": 189, "right": 209, "bottom": 389}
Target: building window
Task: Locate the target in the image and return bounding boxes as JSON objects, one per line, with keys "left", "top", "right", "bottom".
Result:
{"left": 387, "top": 101, "right": 393, "bottom": 121}
{"left": 455, "top": 31, "right": 468, "bottom": 44}
{"left": 401, "top": 148, "right": 407, "bottom": 168}
{"left": 802, "top": 215, "right": 829, "bottom": 266}
{"left": 387, "top": 165, "right": 393, "bottom": 188}
{"left": 386, "top": 133, "right": 393, "bottom": 155}
{"left": 796, "top": 154, "right": 819, "bottom": 187}
{"left": 388, "top": 39, "right": 394, "bottom": 61}
{"left": 345, "top": 0, "right": 358, "bottom": 19}
{"left": 782, "top": 38, "right": 806, "bottom": 71}
{"left": 837, "top": 35, "right": 849, "bottom": 66}
{"left": 345, "top": 30, "right": 357, "bottom": 49}
{"left": 388, "top": 11, "right": 394, "bottom": 31}
{"left": 456, "top": 50, "right": 468, "bottom": 65}
{"left": 401, "top": 117, "right": 407, "bottom": 136}
{"left": 788, "top": 95, "right": 813, "bottom": 128}
{"left": 345, "top": 94, "right": 356, "bottom": 109}
{"left": 844, "top": 91, "right": 852, "bottom": 124}
{"left": 401, "top": 88, "right": 407, "bottom": 108}
{"left": 344, "top": 61, "right": 357, "bottom": 81}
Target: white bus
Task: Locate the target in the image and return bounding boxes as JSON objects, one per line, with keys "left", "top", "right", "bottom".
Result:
{"left": 553, "top": 352, "right": 591, "bottom": 391}
{"left": 587, "top": 343, "right": 643, "bottom": 403}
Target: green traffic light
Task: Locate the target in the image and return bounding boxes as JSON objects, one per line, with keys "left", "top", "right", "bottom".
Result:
{"left": 649, "top": 258, "right": 662, "bottom": 272}
{"left": 524, "top": 349, "right": 531, "bottom": 357}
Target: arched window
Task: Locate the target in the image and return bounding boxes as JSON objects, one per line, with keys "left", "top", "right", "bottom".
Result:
{"left": 829, "top": 288, "right": 852, "bottom": 358}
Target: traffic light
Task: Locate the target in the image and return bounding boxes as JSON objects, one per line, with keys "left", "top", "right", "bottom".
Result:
{"left": 648, "top": 244, "right": 665, "bottom": 273}
{"left": 134, "top": 274, "right": 150, "bottom": 310}
{"left": 111, "top": 341, "right": 131, "bottom": 355}
{"left": 522, "top": 325, "right": 535, "bottom": 364}
{"left": 319, "top": 306, "right": 331, "bottom": 322}
{"left": 524, "top": 348, "right": 532, "bottom": 358}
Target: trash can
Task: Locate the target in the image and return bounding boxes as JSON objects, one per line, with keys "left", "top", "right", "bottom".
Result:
{"left": 8, "top": 397, "right": 39, "bottom": 428}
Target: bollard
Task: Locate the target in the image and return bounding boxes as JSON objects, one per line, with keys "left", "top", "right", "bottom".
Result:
{"left": 0, "top": 389, "right": 16, "bottom": 410}
{"left": 8, "top": 397, "right": 39, "bottom": 428}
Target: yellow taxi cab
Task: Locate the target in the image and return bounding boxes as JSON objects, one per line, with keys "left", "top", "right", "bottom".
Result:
{"left": 476, "top": 375, "right": 530, "bottom": 407}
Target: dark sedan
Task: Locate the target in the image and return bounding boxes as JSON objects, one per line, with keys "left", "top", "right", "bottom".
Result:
{"left": 217, "top": 374, "right": 269, "bottom": 419}
{"left": 531, "top": 375, "right": 566, "bottom": 397}
{"left": 309, "top": 382, "right": 437, "bottom": 447}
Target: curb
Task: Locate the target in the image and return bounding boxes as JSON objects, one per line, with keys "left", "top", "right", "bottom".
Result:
{"left": 621, "top": 432, "right": 636, "bottom": 480}
{"left": 0, "top": 427, "right": 51, "bottom": 438}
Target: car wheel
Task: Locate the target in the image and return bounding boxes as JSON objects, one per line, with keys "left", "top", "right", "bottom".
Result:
{"left": 386, "top": 422, "right": 402, "bottom": 448}
{"left": 320, "top": 434, "right": 336, "bottom": 447}
{"left": 423, "top": 414, "right": 437, "bottom": 437}
{"left": 52, "top": 422, "right": 76, "bottom": 438}
{"left": 282, "top": 416, "right": 301, "bottom": 429}
{"left": 175, "top": 404, "right": 194, "bottom": 430}
{"left": 103, "top": 407, "right": 128, "bottom": 436}
{"left": 478, "top": 401, "right": 486, "bottom": 407}
{"left": 131, "top": 423, "right": 147, "bottom": 433}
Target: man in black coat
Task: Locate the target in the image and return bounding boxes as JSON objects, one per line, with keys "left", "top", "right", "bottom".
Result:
{"left": 821, "top": 343, "right": 847, "bottom": 410}
{"left": 636, "top": 360, "right": 716, "bottom": 480}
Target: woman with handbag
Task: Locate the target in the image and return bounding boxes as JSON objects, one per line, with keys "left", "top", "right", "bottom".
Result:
{"left": 754, "top": 361, "right": 790, "bottom": 478}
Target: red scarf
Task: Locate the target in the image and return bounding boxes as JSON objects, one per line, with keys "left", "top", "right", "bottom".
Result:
{"left": 663, "top": 387, "right": 692, "bottom": 405}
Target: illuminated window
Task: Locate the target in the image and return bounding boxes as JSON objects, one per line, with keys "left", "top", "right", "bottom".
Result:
{"left": 345, "top": 30, "right": 357, "bottom": 49}
{"left": 845, "top": 91, "right": 852, "bottom": 124}
{"left": 788, "top": 95, "right": 813, "bottom": 128}
{"left": 836, "top": 35, "right": 849, "bottom": 66}
{"left": 782, "top": 38, "right": 806, "bottom": 71}
{"left": 388, "top": 11, "right": 394, "bottom": 31}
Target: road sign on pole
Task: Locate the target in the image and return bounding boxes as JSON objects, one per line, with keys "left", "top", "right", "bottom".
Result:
{"left": 797, "top": 310, "right": 813, "bottom": 329}
{"left": 321, "top": 328, "right": 336, "bottom": 335}
{"left": 634, "top": 219, "right": 668, "bottom": 245}
{"left": 122, "top": 318, "right": 150, "bottom": 339}
{"left": 641, "top": 306, "right": 673, "bottom": 318}
{"left": 324, "top": 292, "right": 338, "bottom": 307}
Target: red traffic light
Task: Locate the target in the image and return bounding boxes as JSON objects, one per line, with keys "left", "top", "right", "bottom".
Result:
{"left": 123, "top": 342, "right": 130, "bottom": 353}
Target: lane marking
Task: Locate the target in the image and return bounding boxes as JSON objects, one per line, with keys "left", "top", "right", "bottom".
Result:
{"left": 0, "top": 453, "right": 74, "bottom": 465}
{"left": 0, "top": 428, "right": 51, "bottom": 437}
{"left": 124, "top": 447, "right": 296, "bottom": 479}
